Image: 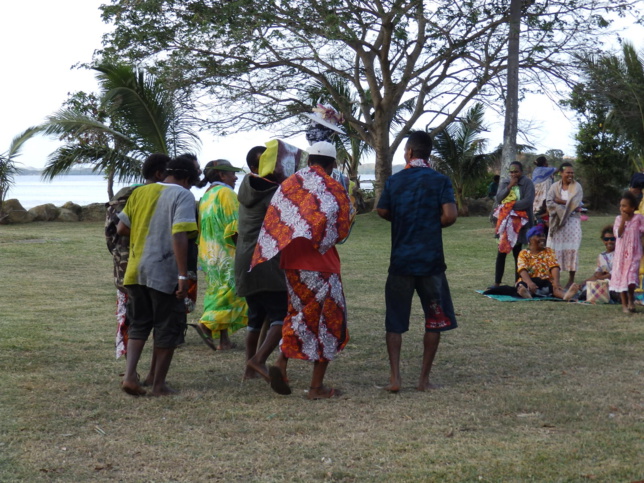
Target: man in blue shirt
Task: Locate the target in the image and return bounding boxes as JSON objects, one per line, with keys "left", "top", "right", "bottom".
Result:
{"left": 377, "top": 130, "right": 458, "bottom": 392}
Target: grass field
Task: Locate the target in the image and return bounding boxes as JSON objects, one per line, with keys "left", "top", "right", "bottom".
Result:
{"left": 0, "top": 213, "right": 642, "bottom": 482}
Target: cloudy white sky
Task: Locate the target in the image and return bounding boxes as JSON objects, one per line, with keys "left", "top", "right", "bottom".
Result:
{"left": 1, "top": 1, "right": 641, "bottom": 170}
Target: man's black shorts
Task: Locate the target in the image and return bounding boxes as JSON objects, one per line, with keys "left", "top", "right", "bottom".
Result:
{"left": 126, "top": 284, "right": 186, "bottom": 348}
{"left": 246, "top": 291, "right": 288, "bottom": 332}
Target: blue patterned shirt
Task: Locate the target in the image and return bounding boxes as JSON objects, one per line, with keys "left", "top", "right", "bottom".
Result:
{"left": 378, "top": 167, "right": 455, "bottom": 276}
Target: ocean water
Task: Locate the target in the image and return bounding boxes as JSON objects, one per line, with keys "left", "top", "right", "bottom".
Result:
{"left": 8, "top": 173, "right": 374, "bottom": 210}
{"left": 8, "top": 175, "right": 211, "bottom": 209}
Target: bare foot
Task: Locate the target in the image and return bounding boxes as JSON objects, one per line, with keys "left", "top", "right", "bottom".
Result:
{"left": 628, "top": 305, "right": 636, "bottom": 313}
{"left": 245, "top": 359, "right": 269, "bottom": 382}
{"left": 563, "top": 283, "right": 580, "bottom": 301}
{"left": 150, "top": 384, "right": 178, "bottom": 397}
{"left": 416, "top": 381, "right": 442, "bottom": 392}
{"left": 307, "top": 386, "right": 341, "bottom": 400}
{"left": 623, "top": 306, "right": 632, "bottom": 314}
{"left": 517, "top": 285, "right": 532, "bottom": 299}
{"left": 122, "top": 381, "right": 146, "bottom": 397}
{"left": 217, "top": 341, "right": 236, "bottom": 351}
{"left": 377, "top": 378, "right": 401, "bottom": 393}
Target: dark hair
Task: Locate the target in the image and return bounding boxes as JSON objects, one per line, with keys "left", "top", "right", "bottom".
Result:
{"left": 621, "top": 190, "right": 639, "bottom": 209}
{"left": 559, "top": 162, "right": 573, "bottom": 172}
{"left": 600, "top": 225, "right": 613, "bottom": 238}
{"left": 405, "top": 130, "right": 433, "bottom": 160}
{"left": 535, "top": 156, "right": 548, "bottom": 167}
{"left": 493, "top": 175, "right": 500, "bottom": 182}
{"left": 308, "top": 154, "right": 335, "bottom": 169}
{"left": 510, "top": 161, "right": 523, "bottom": 172}
{"left": 166, "top": 157, "right": 199, "bottom": 184}
{"left": 174, "top": 153, "right": 198, "bottom": 163}
{"left": 141, "top": 153, "right": 170, "bottom": 180}
{"left": 202, "top": 159, "right": 230, "bottom": 183}
{"left": 246, "top": 146, "right": 266, "bottom": 171}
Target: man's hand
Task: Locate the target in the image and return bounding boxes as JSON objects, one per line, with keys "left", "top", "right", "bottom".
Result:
{"left": 527, "top": 281, "right": 538, "bottom": 294}
{"left": 175, "top": 278, "right": 189, "bottom": 300}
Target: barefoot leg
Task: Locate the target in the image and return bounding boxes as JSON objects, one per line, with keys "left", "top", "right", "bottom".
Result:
{"left": 218, "top": 329, "right": 233, "bottom": 350}
{"left": 122, "top": 339, "right": 146, "bottom": 395}
{"left": 244, "top": 329, "right": 262, "bottom": 380}
{"left": 142, "top": 348, "right": 157, "bottom": 386}
{"left": 628, "top": 285, "right": 636, "bottom": 311}
{"left": 417, "top": 332, "right": 440, "bottom": 391}
{"left": 246, "top": 324, "right": 282, "bottom": 381}
{"left": 308, "top": 361, "right": 337, "bottom": 399}
{"left": 384, "top": 332, "right": 402, "bottom": 392}
{"left": 150, "top": 346, "right": 176, "bottom": 396}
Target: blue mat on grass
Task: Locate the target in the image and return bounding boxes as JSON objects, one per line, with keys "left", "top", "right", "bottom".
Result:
{"left": 476, "top": 290, "right": 561, "bottom": 302}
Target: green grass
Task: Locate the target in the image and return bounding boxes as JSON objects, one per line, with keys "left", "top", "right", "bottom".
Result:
{"left": 1, "top": 214, "right": 642, "bottom": 482}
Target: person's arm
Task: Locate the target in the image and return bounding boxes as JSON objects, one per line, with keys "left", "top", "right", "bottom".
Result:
{"left": 173, "top": 232, "right": 189, "bottom": 299}
{"left": 518, "top": 269, "right": 538, "bottom": 294}
{"left": 116, "top": 220, "right": 130, "bottom": 236}
{"left": 377, "top": 208, "right": 391, "bottom": 221}
{"left": 617, "top": 215, "right": 627, "bottom": 238}
{"left": 545, "top": 183, "right": 559, "bottom": 210}
{"left": 440, "top": 202, "right": 457, "bottom": 227}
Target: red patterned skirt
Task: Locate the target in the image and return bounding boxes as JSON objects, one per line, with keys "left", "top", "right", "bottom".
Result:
{"left": 282, "top": 269, "right": 349, "bottom": 362}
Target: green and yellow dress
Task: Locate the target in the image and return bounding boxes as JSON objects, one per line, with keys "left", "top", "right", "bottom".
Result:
{"left": 198, "top": 183, "right": 248, "bottom": 335}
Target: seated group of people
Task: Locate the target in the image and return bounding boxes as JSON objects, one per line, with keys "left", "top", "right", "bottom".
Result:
{"left": 488, "top": 224, "right": 615, "bottom": 302}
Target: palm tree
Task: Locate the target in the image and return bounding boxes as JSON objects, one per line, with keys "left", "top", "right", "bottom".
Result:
{"left": 580, "top": 42, "right": 644, "bottom": 170}
{"left": 40, "top": 63, "right": 200, "bottom": 199}
{"left": 0, "top": 127, "right": 40, "bottom": 221}
{"left": 432, "top": 103, "right": 491, "bottom": 216}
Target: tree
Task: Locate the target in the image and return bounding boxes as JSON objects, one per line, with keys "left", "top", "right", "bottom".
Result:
{"left": 500, "top": 0, "right": 525, "bottom": 176}
{"left": 0, "top": 127, "right": 40, "bottom": 221}
{"left": 98, "top": 0, "right": 640, "bottom": 201}
{"left": 576, "top": 42, "right": 644, "bottom": 170}
{"left": 298, "top": 77, "right": 375, "bottom": 188}
{"left": 40, "top": 63, "right": 200, "bottom": 198}
{"left": 432, "top": 103, "right": 491, "bottom": 216}
{"left": 562, "top": 83, "right": 630, "bottom": 208}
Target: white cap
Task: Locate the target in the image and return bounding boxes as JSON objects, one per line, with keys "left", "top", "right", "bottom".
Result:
{"left": 306, "top": 141, "right": 336, "bottom": 159}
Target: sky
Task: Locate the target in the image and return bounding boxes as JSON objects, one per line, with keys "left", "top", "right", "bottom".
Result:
{"left": 1, "top": 1, "right": 642, "bottom": 171}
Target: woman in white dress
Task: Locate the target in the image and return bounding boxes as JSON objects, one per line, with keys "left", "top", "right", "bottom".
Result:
{"left": 546, "top": 162, "right": 584, "bottom": 288}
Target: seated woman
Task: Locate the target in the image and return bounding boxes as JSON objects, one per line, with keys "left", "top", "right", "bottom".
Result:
{"left": 516, "top": 224, "right": 579, "bottom": 300}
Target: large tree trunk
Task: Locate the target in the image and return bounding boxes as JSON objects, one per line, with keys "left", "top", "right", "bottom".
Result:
{"left": 372, "top": 115, "right": 393, "bottom": 209}
{"left": 501, "top": 0, "right": 522, "bottom": 176}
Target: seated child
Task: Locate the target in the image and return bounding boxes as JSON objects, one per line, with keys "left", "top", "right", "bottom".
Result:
{"left": 577, "top": 225, "right": 619, "bottom": 302}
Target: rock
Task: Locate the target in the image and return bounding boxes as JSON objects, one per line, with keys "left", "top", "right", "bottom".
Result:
{"left": 56, "top": 208, "right": 80, "bottom": 222}
{"left": 1, "top": 199, "right": 34, "bottom": 224}
{"left": 81, "top": 203, "right": 106, "bottom": 222}
{"left": 466, "top": 197, "right": 494, "bottom": 216}
{"left": 29, "top": 203, "right": 60, "bottom": 222}
{"left": 61, "top": 201, "right": 83, "bottom": 217}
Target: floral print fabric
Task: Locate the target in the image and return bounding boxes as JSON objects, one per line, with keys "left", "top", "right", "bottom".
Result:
{"left": 610, "top": 214, "right": 644, "bottom": 292}
{"left": 198, "top": 184, "right": 248, "bottom": 335}
{"left": 282, "top": 269, "right": 348, "bottom": 362}
{"left": 516, "top": 247, "right": 559, "bottom": 282}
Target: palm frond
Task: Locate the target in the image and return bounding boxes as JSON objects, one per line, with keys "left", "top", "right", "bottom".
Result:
{"left": 42, "top": 144, "right": 143, "bottom": 183}
{"left": 1, "top": 126, "right": 42, "bottom": 204}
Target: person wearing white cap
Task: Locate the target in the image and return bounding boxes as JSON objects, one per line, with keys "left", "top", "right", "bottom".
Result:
{"left": 250, "top": 141, "right": 353, "bottom": 399}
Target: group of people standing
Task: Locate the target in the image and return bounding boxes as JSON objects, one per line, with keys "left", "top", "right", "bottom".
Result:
{"left": 489, "top": 156, "right": 644, "bottom": 313}
{"left": 107, "top": 130, "right": 459, "bottom": 398}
